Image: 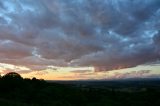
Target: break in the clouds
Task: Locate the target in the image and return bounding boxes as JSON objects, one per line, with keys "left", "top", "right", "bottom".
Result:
{"left": 0, "top": 0, "right": 160, "bottom": 71}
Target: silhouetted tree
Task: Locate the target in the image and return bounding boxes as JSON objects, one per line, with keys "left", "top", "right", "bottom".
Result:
{"left": 0, "top": 72, "right": 24, "bottom": 92}
{"left": 2, "top": 72, "right": 22, "bottom": 80}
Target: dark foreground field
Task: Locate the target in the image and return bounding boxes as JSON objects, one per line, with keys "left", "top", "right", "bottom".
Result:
{"left": 0, "top": 72, "right": 160, "bottom": 106}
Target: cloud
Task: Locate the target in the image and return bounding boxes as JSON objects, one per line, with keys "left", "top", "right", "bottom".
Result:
{"left": 112, "top": 70, "right": 152, "bottom": 79}
{"left": 1, "top": 68, "right": 32, "bottom": 75}
{"left": 34, "top": 70, "right": 48, "bottom": 76}
{"left": 0, "top": 0, "right": 160, "bottom": 72}
{"left": 70, "top": 69, "right": 92, "bottom": 73}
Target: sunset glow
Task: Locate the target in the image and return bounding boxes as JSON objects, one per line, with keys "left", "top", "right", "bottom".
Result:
{"left": 0, "top": 0, "right": 160, "bottom": 80}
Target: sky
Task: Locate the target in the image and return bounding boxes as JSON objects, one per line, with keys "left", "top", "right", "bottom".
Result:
{"left": 0, "top": 0, "right": 160, "bottom": 80}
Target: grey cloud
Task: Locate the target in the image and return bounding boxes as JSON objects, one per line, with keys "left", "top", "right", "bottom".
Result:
{"left": 70, "top": 69, "right": 92, "bottom": 73}
{"left": 0, "top": 56, "right": 67, "bottom": 71}
{"left": 0, "top": 0, "right": 160, "bottom": 72}
{"left": 0, "top": 40, "right": 32, "bottom": 59}
{"left": 154, "top": 31, "right": 160, "bottom": 44}
{"left": 112, "top": 70, "right": 152, "bottom": 79}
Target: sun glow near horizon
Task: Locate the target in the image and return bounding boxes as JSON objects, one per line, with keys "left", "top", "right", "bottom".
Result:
{"left": 0, "top": 63, "right": 160, "bottom": 80}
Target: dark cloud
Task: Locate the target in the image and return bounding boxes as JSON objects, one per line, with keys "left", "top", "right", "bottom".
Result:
{"left": 112, "top": 70, "right": 152, "bottom": 79}
{"left": 0, "top": 0, "right": 160, "bottom": 71}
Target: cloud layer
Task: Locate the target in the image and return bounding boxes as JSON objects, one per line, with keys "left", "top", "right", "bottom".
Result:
{"left": 0, "top": 0, "right": 160, "bottom": 71}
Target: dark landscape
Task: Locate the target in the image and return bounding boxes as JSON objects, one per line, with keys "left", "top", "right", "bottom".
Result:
{"left": 0, "top": 72, "right": 160, "bottom": 106}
